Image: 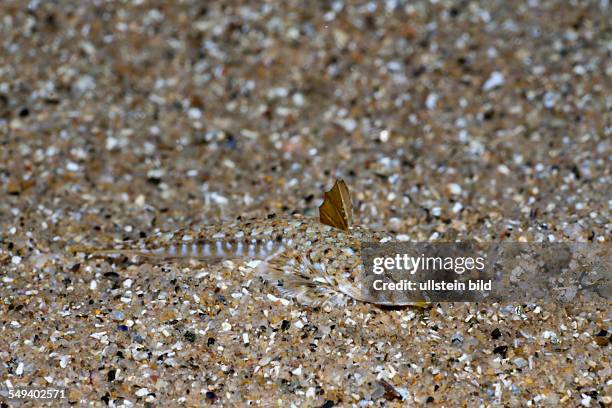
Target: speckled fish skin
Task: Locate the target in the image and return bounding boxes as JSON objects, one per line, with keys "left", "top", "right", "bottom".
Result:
{"left": 82, "top": 214, "right": 423, "bottom": 307}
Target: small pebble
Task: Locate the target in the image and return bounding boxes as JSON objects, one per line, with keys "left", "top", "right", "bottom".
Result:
{"left": 447, "top": 183, "right": 462, "bottom": 195}
{"left": 482, "top": 71, "right": 505, "bottom": 91}
{"left": 451, "top": 333, "right": 463, "bottom": 345}
{"left": 111, "top": 311, "right": 125, "bottom": 321}
{"left": 426, "top": 93, "right": 438, "bottom": 110}
{"left": 513, "top": 357, "right": 528, "bottom": 369}
{"left": 60, "top": 355, "right": 69, "bottom": 368}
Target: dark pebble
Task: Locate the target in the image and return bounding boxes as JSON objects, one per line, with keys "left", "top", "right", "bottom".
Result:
{"left": 205, "top": 391, "right": 217, "bottom": 401}
{"left": 184, "top": 331, "right": 196, "bottom": 342}
{"left": 379, "top": 379, "right": 402, "bottom": 401}
{"left": 491, "top": 328, "right": 502, "bottom": 339}
{"left": 281, "top": 320, "right": 291, "bottom": 331}
{"left": 493, "top": 345, "right": 508, "bottom": 358}
{"left": 594, "top": 336, "right": 608, "bottom": 346}
{"left": 224, "top": 134, "right": 237, "bottom": 150}
{"left": 320, "top": 401, "right": 334, "bottom": 408}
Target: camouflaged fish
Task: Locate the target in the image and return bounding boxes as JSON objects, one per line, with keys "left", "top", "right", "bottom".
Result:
{"left": 70, "top": 180, "right": 426, "bottom": 308}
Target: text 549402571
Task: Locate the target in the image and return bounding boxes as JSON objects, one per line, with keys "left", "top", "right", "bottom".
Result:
{"left": 5, "top": 387, "right": 67, "bottom": 400}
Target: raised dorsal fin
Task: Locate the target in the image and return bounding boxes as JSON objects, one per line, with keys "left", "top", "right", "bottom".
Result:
{"left": 318, "top": 178, "right": 353, "bottom": 231}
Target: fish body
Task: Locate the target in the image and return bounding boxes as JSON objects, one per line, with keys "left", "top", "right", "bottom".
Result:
{"left": 71, "top": 180, "right": 427, "bottom": 308}
{"left": 91, "top": 215, "right": 370, "bottom": 258}
{"left": 71, "top": 215, "right": 424, "bottom": 307}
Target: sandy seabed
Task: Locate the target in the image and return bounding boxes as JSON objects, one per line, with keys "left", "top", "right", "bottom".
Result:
{"left": 1, "top": 1, "right": 610, "bottom": 406}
